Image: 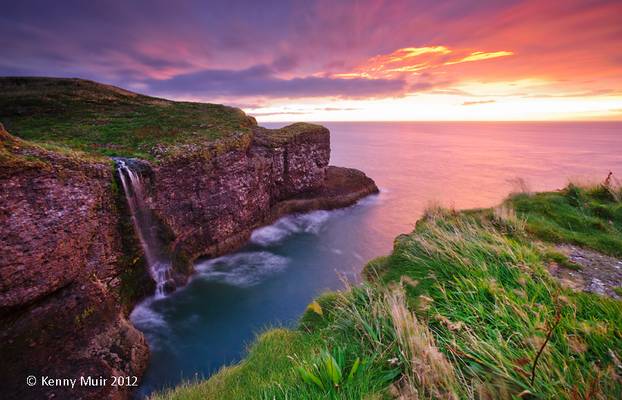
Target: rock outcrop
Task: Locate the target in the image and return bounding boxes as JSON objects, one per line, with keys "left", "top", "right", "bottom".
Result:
{"left": 0, "top": 120, "right": 378, "bottom": 399}
{"left": 147, "top": 123, "right": 378, "bottom": 282}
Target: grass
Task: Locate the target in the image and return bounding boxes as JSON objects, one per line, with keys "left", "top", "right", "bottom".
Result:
{"left": 511, "top": 183, "right": 622, "bottom": 257}
{"left": 374, "top": 207, "right": 621, "bottom": 398}
{"left": 254, "top": 123, "right": 327, "bottom": 145}
{"left": 0, "top": 77, "right": 256, "bottom": 159}
{"left": 152, "top": 329, "right": 319, "bottom": 400}
{"left": 1, "top": 119, "right": 113, "bottom": 179}
{"left": 152, "top": 183, "right": 622, "bottom": 400}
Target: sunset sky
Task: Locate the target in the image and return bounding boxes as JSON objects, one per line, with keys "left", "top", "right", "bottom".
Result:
{"left": 2, "top": 0, "right": 622, "bottom": 121}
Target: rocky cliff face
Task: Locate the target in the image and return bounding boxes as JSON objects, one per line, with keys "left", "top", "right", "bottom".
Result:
{"left": 0, "top": 124, "right": 150, "bottom": 400}
{"left": 143, "top": 123, "right": 377, "bottom": 283}
{"left": 0, "top": 121, "right": 378, "bottom": 399}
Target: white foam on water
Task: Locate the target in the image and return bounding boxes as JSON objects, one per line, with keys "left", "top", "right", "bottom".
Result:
{"left": 130, "top": 300, "right": 168, "bottom": 331}
{"left": 195, "top": 251, "right": 289, "bottom": 287}
{"left": 250, "top": 210, "right": 332, "bottom": 246}
{"left": 249, "top": 225, "right": 291, "bottom": 245}
{"left": 130, "top": 300, "right": 172, "bottom": 352}
{"left": 356, "top": 190, "right": 383, "bottom": 206}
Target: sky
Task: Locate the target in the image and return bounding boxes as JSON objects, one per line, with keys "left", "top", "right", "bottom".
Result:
{"left": 2, "top": 0, "right": 622, "bottom": 121}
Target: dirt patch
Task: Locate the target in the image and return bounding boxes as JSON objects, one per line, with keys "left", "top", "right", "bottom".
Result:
{"left": 548, "top": 244, "right": 622, "bottom": 299}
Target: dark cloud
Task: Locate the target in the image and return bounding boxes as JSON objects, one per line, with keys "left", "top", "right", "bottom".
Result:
{"left": 145, "top": 65, "right": 406, "bottom": 98}
{"left": 0, "top": 0, "right": 511, "bottom": 85}
{"left": 270, "top": 54, "right": 300, "bottom": 72}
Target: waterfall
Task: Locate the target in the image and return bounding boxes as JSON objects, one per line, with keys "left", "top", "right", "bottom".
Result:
{"left": 116, "top": 159, "right": 174, "bottom": 298}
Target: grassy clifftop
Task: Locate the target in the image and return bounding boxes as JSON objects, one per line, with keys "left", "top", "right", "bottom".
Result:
{"left": 0, "top": 77, "right": 257, "bottom": 158}
{"left": 153, "top": 183, "right": 622, "bottom": 400}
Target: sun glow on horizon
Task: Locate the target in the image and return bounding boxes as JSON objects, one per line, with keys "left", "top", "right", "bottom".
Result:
{"left": 245, "top": 93, "right": 622, "bottom": 123}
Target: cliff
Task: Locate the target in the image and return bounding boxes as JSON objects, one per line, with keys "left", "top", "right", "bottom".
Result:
{"left": 0, "top": 125, "right": 150, "bottom": 400}
{"left": 0, "top": 78, "right": 378, "bottom": 399}
{"left": 148, "top": 123, "right": 377, "bottom": 285}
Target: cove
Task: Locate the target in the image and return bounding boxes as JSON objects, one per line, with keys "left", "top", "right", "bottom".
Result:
{"left": 132, "top": 121, "right": 622, "bottom": 397}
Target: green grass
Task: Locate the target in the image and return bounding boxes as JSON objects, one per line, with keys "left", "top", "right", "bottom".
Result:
{"left": 372, "top": 208, "right": 621, "bottom": 399}
{"left": 0, "top": 77, "right": 256, "bottom": 158}
{"left": 153, "top": 329, "right": 318, "bottom": 400}
{"left": 1, "top": 120, "right": 112, "bottom": 177}
{"left": 511, "top": 184, "right": 622, "bottom": 257}
{"left": 254, "top": 123, "right": 327, "bottom": 145}
{"left": 152, "top": 184, "right": 622, "bottom": 400}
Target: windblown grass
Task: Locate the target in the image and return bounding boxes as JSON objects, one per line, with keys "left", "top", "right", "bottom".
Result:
{"left": 376, "top": 208, "right": 622, "bottom": 399}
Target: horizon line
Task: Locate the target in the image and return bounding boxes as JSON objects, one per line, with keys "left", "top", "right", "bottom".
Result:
{"left": 257, "top": 119, "right": 622, "bottom": 124}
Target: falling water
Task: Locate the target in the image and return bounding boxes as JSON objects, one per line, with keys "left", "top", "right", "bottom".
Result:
{"left": 116, "top": 159, "right": 174, "bottom": 298}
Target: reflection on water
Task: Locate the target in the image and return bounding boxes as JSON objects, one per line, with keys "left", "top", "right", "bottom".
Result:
{"left": 133, "top": 122, "right": 622, "bottom": 397}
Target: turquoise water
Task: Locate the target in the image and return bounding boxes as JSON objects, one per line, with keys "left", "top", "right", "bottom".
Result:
{"left": 133, "top": 122, "right": 622, "bottom": 397}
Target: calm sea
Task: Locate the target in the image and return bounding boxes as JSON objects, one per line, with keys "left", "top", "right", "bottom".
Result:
{"left": 133, "top": 121, "right": 622, "bottom": 397}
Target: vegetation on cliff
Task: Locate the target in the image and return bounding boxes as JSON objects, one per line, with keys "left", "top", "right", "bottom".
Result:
{"left": 512, "top": 183, "right": 622, "bottom": 257}
{"left": 0, "top": 77, "right": 256, "bottom": 158}
{"left": 0, "top": 121, "right": 109, "bottom": 173}
{"left": 153, "top": 182, "right": 622, "bottom": 400}
{"left": 254, "top": 122, "right": 329, "bottom": 145}
{"left": 0, "top": 78, "right": 336, "bottom": 163}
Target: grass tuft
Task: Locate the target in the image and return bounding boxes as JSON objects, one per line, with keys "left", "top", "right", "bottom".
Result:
{"left": 511, "top": 182, "right": 622, "bottom": 257}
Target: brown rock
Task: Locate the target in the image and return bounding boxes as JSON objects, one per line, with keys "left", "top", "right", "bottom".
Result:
{"left": 146, "top": 123, "right": 377, "bottom": 272}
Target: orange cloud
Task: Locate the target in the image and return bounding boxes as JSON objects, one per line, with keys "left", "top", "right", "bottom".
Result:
{"left": 332, "top": 45, "right": 514, "bottom": 85}
{"left": 384, "top": 46, "right": 451, "bottom": 62}
{"left": 445, "top": 51, "right": 514, "bottom": 65}
{"left": 333, "top": 72, "right": 372, "bottom": 78}
{"left": 334, "top": 45, "right": 454, "bottom": 79}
